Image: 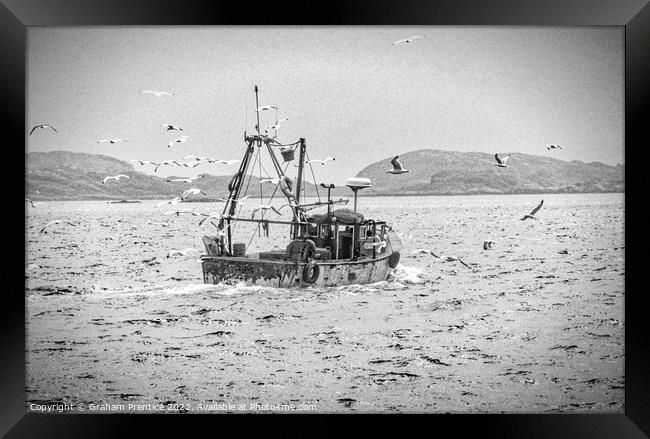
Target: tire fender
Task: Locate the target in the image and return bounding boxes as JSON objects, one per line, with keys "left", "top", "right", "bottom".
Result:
{"left": 388, "top": 251, "right": 400, "bottom": 268}
{"left": 301, "top": 239, "right": 319, "bottom": 283}
{"left": 302, "top": 261, "right": 320, "bottom": 284}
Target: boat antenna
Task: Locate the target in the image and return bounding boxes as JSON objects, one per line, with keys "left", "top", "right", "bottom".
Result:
{"left": 254, "top": 85, "right": 261, "bottom": 135}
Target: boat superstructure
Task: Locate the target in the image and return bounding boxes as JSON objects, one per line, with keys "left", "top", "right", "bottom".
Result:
{"left": 200, "top": 87, "right": 401, "bottom": 287}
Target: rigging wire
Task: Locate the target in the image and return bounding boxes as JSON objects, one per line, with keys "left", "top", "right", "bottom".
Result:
{"left": 304, "top": 150, "right": 321, "bottom": 202}
{"left": 231, "top": 148, "right": 259, "bottom": 236}
{"left": 245, "top": 161, "right": 291, "bottom": 249}
{"left": 258, "top": 144, "right": 263, "bottom": 204}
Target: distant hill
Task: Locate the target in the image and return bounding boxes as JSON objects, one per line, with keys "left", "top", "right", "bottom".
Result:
{"left": 25, "top": 151, "right": 322, "bottom": 201}
{"left": 26, "top": 150, "right": 624, "bottom": 200}
{"left": 355, "top": 150, "right": 624, "bottom": 195}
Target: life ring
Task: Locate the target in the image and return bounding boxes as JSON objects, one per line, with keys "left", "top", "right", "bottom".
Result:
{"left": 388, "top": 251, "right": 400, "bottom": 268}
{"left": 302, "top": 262, "right": 320, "bottom": 284}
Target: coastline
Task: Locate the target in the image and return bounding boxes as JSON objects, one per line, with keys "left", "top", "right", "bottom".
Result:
{"left": 26, "top": 190, "right": 625, "bottom": 202}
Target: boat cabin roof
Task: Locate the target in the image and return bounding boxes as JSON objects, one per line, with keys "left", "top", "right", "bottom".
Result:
{"left": 307, "top": 209, "right": 384, "bottom": 225}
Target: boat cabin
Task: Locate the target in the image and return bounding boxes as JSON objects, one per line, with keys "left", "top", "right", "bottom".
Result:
{"left": 290, "top": 208, "right": 389, "bottom": 262}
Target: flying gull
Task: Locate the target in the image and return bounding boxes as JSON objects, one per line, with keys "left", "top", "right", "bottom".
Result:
{"left": 392, "top": 35, "right": 424, "bottom": 45}
{"left": 25, "top": 198, "right": 37, "bottom": 208}
{"left": 154, "top": 160, "right": 182, "bottom": 173}
{"left": 386, "top": 156, "right": 410, "bottom": 174}
{"left": 131, "top": 160, "right": 159, "bottom": 166}
{"left": 162, "top": 124, "right": 183, "bottom": 131}
{"left": 198, "top": 212, "right": 225, "bottom": 226}
{"left": 251, "top": 205, "right": 283, "bottom": 219}
{"left": 494, "top": 153, "right": 512, "bottom": 168}
{"left": 162, "top": 208, "right": 201, "bottom": 217}
{"left": 264, "top": 118, "right": 288, "bottom": 133}
{"left": 183, "top": 155, "right": 211, "bottom": 162}
{"left": 546, "top": 144, "right": 563, "bottom": 150}
{"left": 98, "top": 139, "right": 128, "bottom": 144}
{"left": 259, "top": 178, "right": 281, "bottom": 185}
{"left": 255, "top": 105, "right": 278, "bottom": 112}
{"left": 306, "top": 157, "right": 336, "bottom": 165}
{"left": 410, "top": 249, "right": 471, "bottom": 268}
{"left": 209, "top": 159, "right": 241, "bottom": 166}
{"left": 29, "top": 124, "right": 58, "bottom": 135}
{"left": 166, "top": 248, "right": 198, "bottom": 258}
{"left": 166, "top": 176, "right": 203, "bottom": 184}
{"left": 102, "top": 174, "right": 130, "bottom": 184}
{"left": 521, "top": 199, "right": 544, "bottom": 221}
{"left": 168, "top": 135, "right": 190, "bottom": 148}
{"left": 40, "top": 220, "right": 76, "bottom": 234}
{"left": 156, "top": 197, "right": 183, "bottom": 207}
{"left": 141, "top": 90, "right": 174, "bottom": 97}
{"left": 208, "top": 221, "right": 231, "bottom": 237}
{"left": 181, "top": 188, "right": 207, "bottom": 200}
{"left": 216, "top": 194, "right": 251, "bottom": 206}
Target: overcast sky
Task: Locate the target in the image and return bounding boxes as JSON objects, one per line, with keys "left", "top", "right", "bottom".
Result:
{"left": 27, "top": 26, "right": 624, "bottom": 184}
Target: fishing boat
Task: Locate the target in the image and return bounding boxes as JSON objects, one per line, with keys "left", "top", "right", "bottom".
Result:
{"left": 200, "top": 87, "right": 402, "bottom": 287}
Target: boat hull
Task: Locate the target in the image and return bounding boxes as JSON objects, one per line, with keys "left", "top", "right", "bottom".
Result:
{"left": 201, "top": 254, "right": 393, "bottom": 288}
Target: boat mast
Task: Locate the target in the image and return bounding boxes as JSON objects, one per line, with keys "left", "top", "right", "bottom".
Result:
{"left": 293, "top": 138, "right": 306, "bottom": 239}
{"left": 223, "top": 138, "right": 255, "bottom": 255}
{"left": 254, "top": 85, "right": 261, "bottom": 135}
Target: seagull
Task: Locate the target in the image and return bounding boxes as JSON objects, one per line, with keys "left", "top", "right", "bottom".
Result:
{"left": 209, "top": 159, "right": 242, "bottom": 166}
{"left": 494, "top": 153, "right": 512, "bottom": 168}
{"left": 40, "top": 220, "right": 76, "bottom": 234}
{"left": 209, "top": 221, "right": 231, "bottom": 237}
{"left": 255, "top": 105, "right": 278, "bottom": 112}
{"left": 102, "top": 175, "right": 130, "bottom": 184}
{"left": 130, "top": 160, "right": 159, "bottom": 166}
{"left": 264, "top": 118, "right": 288, "bottom": 133}
{"left": 179, "top": 161, "right": 203, "bottom": 168}
{"left": 386, "top": 156, "right": 410, "bottom": 174}
{"left": 168, "top": 135, "right": 189, "bottom": 148}
{"left": 156, "top": 197, "right": 182, "bottom": 207}
{"left": 278, "top": 200, "right": 299, "bottom": 212}
{"left": 162, "top": 124, "right": 183, "bottom": 131}
{"left": 166, "top": 175, "right": 202, "bottom": 183}
{"left": 183, "top": 155, "right": 211, "bottom": 162}
{"left": 141, "top": 90, "right": 174, "bottom": 97}
{"left": 392, "top": 35, "right": 424, "bottom": 45}
{"left": 25, "top": 198, "right": 37, "bottom": 208}
{"left": 166, "top": 248, "right": 198, "bottom": 258}
{"left": 218, "top": 194, "right": 251, "bottom": 206}
{"left": 163, "top": 208, "right": 201, "bottom": 217}
{"left": 251, "top": 205, "right": 283, "bottom": 219}
{"left": 29, "top": 124, "right": 58, "bottom": 135}
{"left": 521, "top": 199, "right": 544, "bottom": 221}
{"left": 546, "top": 144, "right": 563, "bottom": 150}
{"left": 306, "top": 157, "right": 336, "bottom": 165}
{"left": 154, "top": 160, "right": 182, "bottom": 173}
{"left": 410, "top": 249, "right": 471, "bottom": 268}
{"left": 181, "top": 188, "right": 207, "bottom": 200}
{"left": 198, "top": 213, "right": 225, "bottom": 226}
{"left": 98, "top": 139, "right": 128, "bottom": 144}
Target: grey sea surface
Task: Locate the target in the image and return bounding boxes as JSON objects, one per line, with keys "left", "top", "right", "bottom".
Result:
{"left": 25, "top": 193, "right": 624, "bottom": 413}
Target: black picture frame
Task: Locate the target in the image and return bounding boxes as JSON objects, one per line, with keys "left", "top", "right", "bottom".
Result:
{"left": 5, "top": 0, "right": 649, "bottom": 436}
